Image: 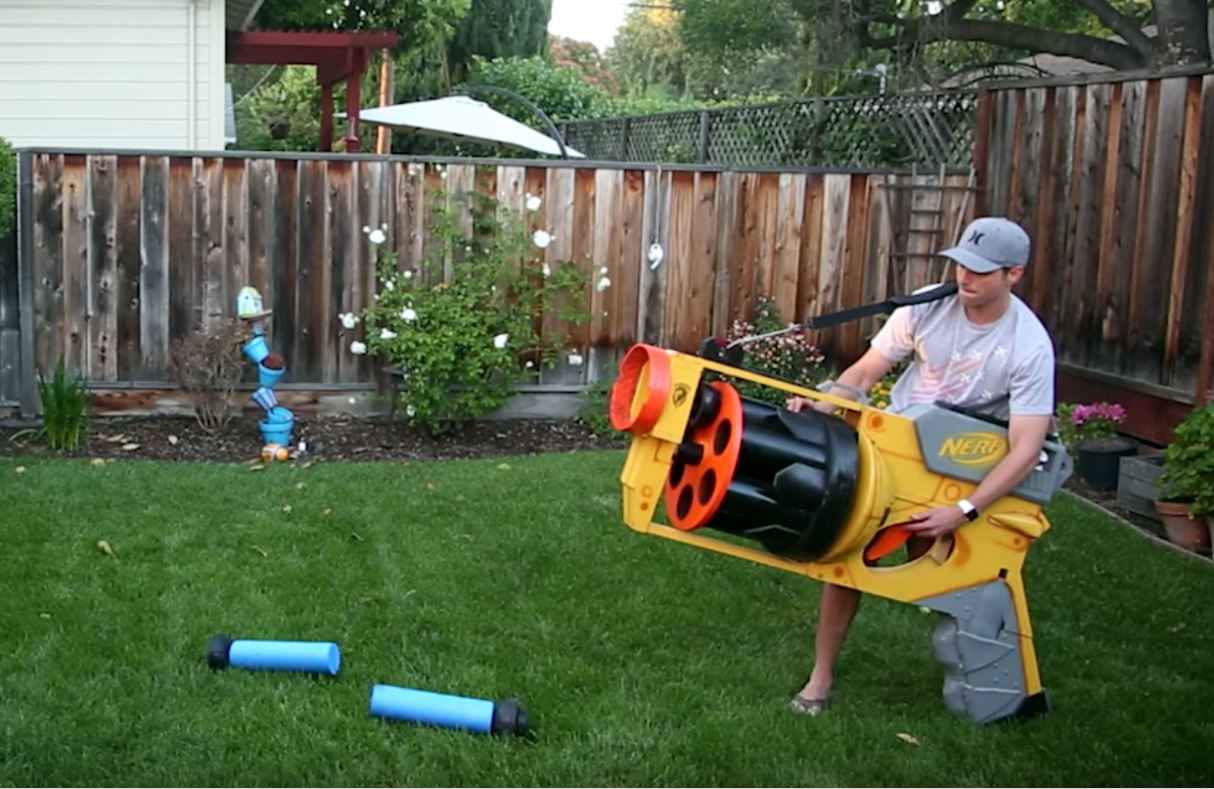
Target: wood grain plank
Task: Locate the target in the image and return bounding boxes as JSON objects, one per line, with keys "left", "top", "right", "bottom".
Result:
{"left": 88, "top": 156, "right": 119, "bottom": 382}
{"left": 569, "top": 168, "right": 597, "bottom": 351}
{"left": 635, "top": 170, "right": 659, "bottom": 345}
{"left": 839, "top": 174, "right": 871, "bottom": 363}
{"left": 197, "top": 157, "right": 225, "bottom": 332}
{"left": 796, "top": 173, "right": 825, "bottom": 324}
{"left": 355, "top": 160, "right": 383, "bottom": 383}
{"left": 1030, "top": 87, "right": 1058, "bottom": 318}
{"left": 590, "top": 168, "right": 621, "bottom": 347}
{"left": 271, "top": 159, "right": 298, "bottom": 378}
{"left": 638, "top": 170, "right": 670, "bottom": 346}
{"left": 772, "top": 173, "right": 805, "bottom": 324}
{"left": 295, "top": 160, "right": 328, "bottom": 383}
{"left": 1126, "top": 79, "right": 1161, "bottom": 378}
{"left": 680, "top": 170, "right": 718, "bottom": 350}
{"left": 664, "top": 171, "right": 696, "bottom": 350}
{"left": 139, "top": 155, "right": 170, "bottom": 380}
{"left": 730, "top": 172, "right": 762, "bottom": 325}
{"left": 1005, "top": 89, "right": 1027, "bottom": 223}
{"left": 1103, "top": 80, "right": 1146, "bottom": 375}
{"left": 167, "top": 157, "right": 197, "bottom": 345}
{"left": 222, "top": 158, "right": 248, "bottom": 320}
{"left": 246, "top": 158, "right": 275, "bottom": 323}
{"left": 710, "top": 171, "right": 738, "bottom": 337}
{"left": 1162, "top": 75, "right": 1203, "bottom": 386}
{"left": 616, "top": 169, "right": 645, "bottom": 349}
{"left": 396, "top": 162, "right": 425, "bottom": 273}
{"left": 31, "top": 153, "right": 63, "bottom": 377}
{"left": 814, "top": 173, "right": 851, "bottom": 353}
{"left": 751, "top": 173, "right": 779, "bottom": 305}
{"left": 114, "top": 156, "right": 141, "bottom": 381}
{"left": 1067, "top": 83, "right": 1110, "bottom": 369}
{"left": 1133, "top": 78, "right": 1185, "bottom": 385}
{"left": 1013, "top": 88, "right": 1045, "bottom": 303}
{"left": 61, "top": 154, "right": 88, "bottom": 376}
{"left": 541, "top": 167, "right": 578, "bottom": 383}
{"left": 327, "top": 160, "right": 352, "bottom": 383}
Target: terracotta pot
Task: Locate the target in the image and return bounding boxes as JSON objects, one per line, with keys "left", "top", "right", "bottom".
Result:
{"left": 1154, "top": 500, "right": 1211, "bottom": 555}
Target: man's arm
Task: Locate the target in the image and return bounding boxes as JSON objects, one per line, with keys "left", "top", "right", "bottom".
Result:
{"left": 787, "top": 347, "right": 896, "bottom": 413}
{"left": 905, "top": 413, "right": 1052, "bottom": 538}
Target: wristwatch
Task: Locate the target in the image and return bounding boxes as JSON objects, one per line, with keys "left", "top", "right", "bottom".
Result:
{"left": 957, "top": 498, "right": 979, "bottom": 522}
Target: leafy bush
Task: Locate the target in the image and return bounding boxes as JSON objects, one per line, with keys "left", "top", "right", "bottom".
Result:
{"left": 169, "top": 319, "right": 247, "bottom": 433}
{"left": 36, "top": 360, "right": 89, "bottom": 451}
{"left": 0, "top": 135, "right": 16, "bottom": 238}
{"left": 577, "top": 374, "right": 616, "bottom": 437}
{"left": 1159, "top": 405, "right": 1214, "bottom": 517}
{"left": 722, "top": 296, "right": 828, "bottom": 406}
{"left": 468, "top": 55, "right": 611, "bottom": 122}
{"left": 359, "top": 186, "right": 588, "bottom": 433}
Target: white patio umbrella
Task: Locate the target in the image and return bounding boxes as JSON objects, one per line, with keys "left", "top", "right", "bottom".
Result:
{"left": 359, "top": 96, "right": 585, "bottom": 158}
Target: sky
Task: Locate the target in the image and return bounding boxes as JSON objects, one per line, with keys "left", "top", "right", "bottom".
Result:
{"left": 548, "top": 0, "right": 632, "bottom": 53}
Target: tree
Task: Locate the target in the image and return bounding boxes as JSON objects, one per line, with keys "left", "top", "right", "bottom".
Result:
{"left": 676, "top": 1, "right": 1210, "bottom": 75}
{"left": 447, "top": 0, "right": 553, "bottom": 83}
{"left": 551, "top": 36, "right": 619, "bottom": 94}
{"left": 607, "top": 6, "right": 693, "bottom": 98}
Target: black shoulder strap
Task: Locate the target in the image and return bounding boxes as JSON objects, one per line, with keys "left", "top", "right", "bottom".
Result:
{"left": 804, "top": 282, "right": 958, "bottom": 330}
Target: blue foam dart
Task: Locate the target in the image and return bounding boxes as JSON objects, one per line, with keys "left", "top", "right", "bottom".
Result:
{"left": 206, "top": 635, "right": 340, "bottom": 676}
{"left": 369, "top": 684, "right": 528, "bottom": 736}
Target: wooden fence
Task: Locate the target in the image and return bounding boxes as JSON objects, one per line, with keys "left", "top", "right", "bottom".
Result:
{"left": 976, "top": 66, "right": 1214, "bottom": 438}
{"left": 9, "top": 150, "right": 973, "bottom": 415}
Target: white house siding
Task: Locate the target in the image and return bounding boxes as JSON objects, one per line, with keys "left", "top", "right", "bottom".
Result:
{"left": 0, "top": 0, "right": 225, "bottom": 150}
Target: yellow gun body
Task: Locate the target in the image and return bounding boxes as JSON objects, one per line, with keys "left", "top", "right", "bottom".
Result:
{"left": 614, "top": 344, "right": 1070, "bottom": 723}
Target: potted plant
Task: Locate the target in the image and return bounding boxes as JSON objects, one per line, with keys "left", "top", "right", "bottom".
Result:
{"left": 1156, "top": 405, "right": 1214, "bottom": 555}
{"left": 1058, "top": 402, "right": 1135, "bottom": 491}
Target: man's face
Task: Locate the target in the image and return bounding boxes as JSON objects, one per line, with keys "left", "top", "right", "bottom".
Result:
{"left": 954, "top": 264, "right": 1023, "bottom": 309}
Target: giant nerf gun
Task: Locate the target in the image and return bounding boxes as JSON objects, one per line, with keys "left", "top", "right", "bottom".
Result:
{"left": 609, "top": 285, "right": 1072, "bottom": 725}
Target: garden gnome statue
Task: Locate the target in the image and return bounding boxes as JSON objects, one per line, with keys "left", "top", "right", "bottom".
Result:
{"left": 237, "top": 286, "right": 294, "bottom": 460}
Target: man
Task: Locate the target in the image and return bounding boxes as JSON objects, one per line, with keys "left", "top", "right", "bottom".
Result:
{"left": 784, "top": 216, "right": 1056, "bottom": 716}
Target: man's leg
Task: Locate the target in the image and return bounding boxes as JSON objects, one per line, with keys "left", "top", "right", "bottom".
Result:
{"left": 796, "top": 583, "right": 862, "bottom": 703}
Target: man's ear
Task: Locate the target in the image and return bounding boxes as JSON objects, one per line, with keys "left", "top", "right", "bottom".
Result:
{"left": 1005, "top": 266, "right": 1026, "bottom": 287}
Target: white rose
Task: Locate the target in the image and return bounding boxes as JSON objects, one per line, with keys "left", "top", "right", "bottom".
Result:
{"left": 400, "top": 307, "right": 417, "bottom": 322}
{"left": 533, "top": 230, "right": 553, "bottom": 249}
{"left": 403, "top": 270, "right": 414, "bottom": 279}
{"left": 350, "top": 341, "right": 367, "bottom": 355}
{"left": 542, "top": 263, "right": 551, "bottom": 278}
{"left": 568, "top": 352, "right": 584, "bottom": 367}
{"left": 339, "top": 312, "right": 359, "bottom": 330}
{"left": 368, "top": 228, "right": 386, "bottom": 245}
{"left": 596, "top": 276, "right": 612, "bottom": 292}
{"left": 493, "top": 333, "right": 509, "bottom": 349}
{"left": 526, "top": 194, "right": 542, "bottom": 211}
{"left": 383, "top": 279, "right": 394, "bottom": 291}
{"left": 380, "top": 328, "right": 397, "bottom": 340}
{"left": 405, "top": 405, "right": 416, "bottom": 417}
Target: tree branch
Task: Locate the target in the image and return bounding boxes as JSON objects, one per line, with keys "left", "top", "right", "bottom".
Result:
{"left": 1074, "top": 0, "right": 1153, "bottom": 55}
{"left": 866, "top": 18, "right": 1148, "bottom": 71}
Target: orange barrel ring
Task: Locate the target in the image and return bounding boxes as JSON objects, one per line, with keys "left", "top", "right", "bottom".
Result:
{"left": 664, "top": 381, "right": 743, "bottom": 531}
{"left": 609, "top": 344, "right": 672, "bottom": 435}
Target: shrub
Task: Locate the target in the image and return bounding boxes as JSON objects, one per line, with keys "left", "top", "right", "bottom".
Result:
{"left": 0, "top": 135, "right": 16, "bottom": 238}
{"left": 1159, "top": 405, "right": 1214, "bottom": 517}
{"left": 721, "top": 296, "right": 828, "bottom": 406}
{"left": 358, "top": 186, "right": 588, "bottom": 433}
{"left": 169, "top": 318, "right": 247, "bottom": 433}
{"left": 36, "top": 359, "right": 89, "bottom": 451}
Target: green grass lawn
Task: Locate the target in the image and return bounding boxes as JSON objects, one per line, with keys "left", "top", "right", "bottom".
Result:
{"left": 1, "top": 451, "right": 1212, "bottom": 787}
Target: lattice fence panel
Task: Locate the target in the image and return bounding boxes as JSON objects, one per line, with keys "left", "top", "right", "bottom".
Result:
{"left": 562, "top": 91, "right": 978, "bottom": 168}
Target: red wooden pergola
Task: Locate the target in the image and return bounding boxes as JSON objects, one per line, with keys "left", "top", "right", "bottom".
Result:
{"left": 227, "top": 30, "right": 399, "bottom": 152}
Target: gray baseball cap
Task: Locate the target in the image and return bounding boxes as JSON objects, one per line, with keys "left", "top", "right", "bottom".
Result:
{"left": 938, "top": 217, "right": 1031, "bottom": 274}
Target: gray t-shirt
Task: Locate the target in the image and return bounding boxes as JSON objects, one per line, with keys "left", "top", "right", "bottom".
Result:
{"left": 871, "top": 291, "right": 1055, "bottom": 419}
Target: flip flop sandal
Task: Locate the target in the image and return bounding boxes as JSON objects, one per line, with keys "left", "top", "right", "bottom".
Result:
{"left": 788, "top": 694, "right": 832, "bottom": 716}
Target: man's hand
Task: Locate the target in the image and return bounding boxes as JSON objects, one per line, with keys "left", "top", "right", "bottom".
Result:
{"left": 903, "top": 506, "right": 968, "bottom": 539}
{"left": 786, "top": 396, "right": 837, "bottom": 415}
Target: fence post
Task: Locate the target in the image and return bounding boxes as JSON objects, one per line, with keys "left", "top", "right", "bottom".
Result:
{"left": 698, "top": 110, "right": 712, "bottom": 163}
{"left": 622, "top": 118, "right": 631, "bottom": 161}
{"left": 15, "top": 150, "right": 36, "bottom": 417}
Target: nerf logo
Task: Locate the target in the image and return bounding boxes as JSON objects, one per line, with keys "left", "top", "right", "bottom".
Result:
{"left": 938, "top": 432, "right": 1007, "bottom": 466}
